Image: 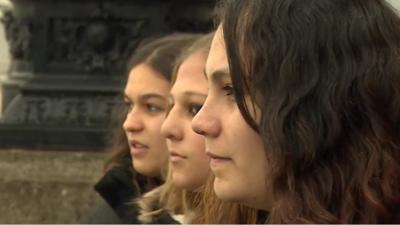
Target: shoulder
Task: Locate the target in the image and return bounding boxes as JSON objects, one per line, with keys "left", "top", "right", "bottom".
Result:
{"left": 86, "top": 199, "right": 124, "bottom": 224}
{"left": 94, "top": 166, "right": 140, "bottom": 222}
{"left": 94, "top": 166, "right": 138, "bottom": 204}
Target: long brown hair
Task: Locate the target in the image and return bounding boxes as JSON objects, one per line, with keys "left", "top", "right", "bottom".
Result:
{"left": 104, "top": 33, "right": 200, "bottom": 194}
{"left": 219, "top": 0, "right": 400, "bottom": 223}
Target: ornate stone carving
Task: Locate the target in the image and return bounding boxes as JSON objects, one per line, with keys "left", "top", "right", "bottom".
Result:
{"left": 0, "top": 0, "right": 215, "bottom": 150}
{"left": 0, "top": 10, "right": 32, "bottom": 60}
{"left": 165, "top": 1, "right": 215, "bottom": 33}
{"left": 47, "top": 3, "right": 146, "bottom": 75}
{"left": 2, "top": 93, "right": 120, "bottom": 127}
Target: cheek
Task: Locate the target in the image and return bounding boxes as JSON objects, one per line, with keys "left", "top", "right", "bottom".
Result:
{"left": 148, "top": 115, "right": 168, "bottom": 135}
{"left": 238, "top": 137, "right": 268, "bottom": 190}
{"left": 192, "top": 146, "right": 209, "bottom": 165}
{"left": 239, "top": 135, "right": 266, "bottom": 166}
{"left": 186, "top": 132, "right": 209, "bottom": 162}
{"left": 187, "top": 146, "right": 210, "bottom": 186}
{"left": 188, "top": 132, "right": 206, "bottom": 154}
{"left": 231, "top": 110, "right": 267, "bottom": 175}
{"left": 147, "top": 117, "right": 168, "bottom": 154}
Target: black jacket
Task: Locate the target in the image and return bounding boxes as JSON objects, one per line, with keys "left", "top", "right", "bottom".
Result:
{"left": 88, "top": 156, "right": 178, "bottom": 224}
{"left": 88, "top": 163, "right": 140, "bottom": 224}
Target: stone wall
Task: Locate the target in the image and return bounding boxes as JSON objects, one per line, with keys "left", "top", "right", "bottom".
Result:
{"left": 0, "top": 149, "right": 106, "bottom": 223}
{"left": 0, "top": 2, "right": 109, "bottom": 223}
{"left": 0, "top": 4, "right": 113, "bottom": 223}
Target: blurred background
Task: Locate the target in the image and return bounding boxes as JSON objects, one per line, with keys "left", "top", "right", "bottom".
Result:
{"left": 389, "top": 0, "right": 400, "bottom": 10}
{"left": 0, "top": 0, "right": 399, "bottom": 223}
{"left": 0, "top": 0, "right": 215, "bottom": 223}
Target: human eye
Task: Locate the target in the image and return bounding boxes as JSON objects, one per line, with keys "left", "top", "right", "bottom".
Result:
{"left": 146, "top": 103, "right": 164, "bottom": 113}
{"left": 222, "top": 85, "right": 234, "bottom": 95}
{"left": 222, "top": 84, "right": 236, "bottom": 101}
{"left": 188, "top": 103, "right": 203, "bottom": 117}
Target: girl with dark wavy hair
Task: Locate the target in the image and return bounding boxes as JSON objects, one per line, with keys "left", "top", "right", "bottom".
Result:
{"left": 192, "top": 0, "right": 400, "bottom": 223}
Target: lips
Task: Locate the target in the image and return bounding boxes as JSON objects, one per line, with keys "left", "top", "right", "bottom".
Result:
{"left": 129, "top": 140, "right": 149, "bottom": 157}
{"left": 206, "top": 151, "right": 231, "bottom": 160}
{"left": 130, "top": 140, "right": 148, "bottom": 148}
{"left": 169, "top": 150, "right": 186, "bottom": 163}
{"left": 207, "top": 151, "right": 232, "bottom": 168}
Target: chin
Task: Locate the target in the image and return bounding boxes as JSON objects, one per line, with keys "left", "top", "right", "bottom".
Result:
{"left": 172, "top": 173, "right": 199, "bottom": 191}
{"left": 133, "top": 165, "right": 149, "bottom": 176}
{"left": 213, "top": 177, "right": 245, "bottom": 202}
{"left": 133, "top": 161, "right": 156, "bottom": 177}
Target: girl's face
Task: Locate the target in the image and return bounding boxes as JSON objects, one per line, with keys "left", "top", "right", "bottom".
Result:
{"left": 161, "top": 52, "right": 210, "bottom": 191}
{"left": 123, "top": 63, "right": 170, "bottom": 177}
{"left": 192, "top": 27, "right": 271, "bottom": 210}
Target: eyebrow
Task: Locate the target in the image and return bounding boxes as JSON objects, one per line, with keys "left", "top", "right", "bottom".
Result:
{"left": 168, "top": 91, "right": 207, "bottom": 102}
{"left": 204, "top": 68, "right": 230, "bottom": 83}
{"left": 124, "top": 93, "right": 167, "bottom": 102}
{"left": 183, "top": 91, "right": 207, "bottom": 98}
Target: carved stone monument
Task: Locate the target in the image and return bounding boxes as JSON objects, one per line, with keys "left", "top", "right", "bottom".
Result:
{"left": 0, "top": 0, "right": 215, "bottom": 150}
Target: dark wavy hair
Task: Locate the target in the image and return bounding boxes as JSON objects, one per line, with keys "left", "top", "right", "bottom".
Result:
{"left": 219, "top": 0, "right": 400, "bottom": 223}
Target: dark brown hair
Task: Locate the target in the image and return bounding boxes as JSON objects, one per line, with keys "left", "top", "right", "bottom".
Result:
{"left": 126, "top": 33, "right": 201, "bottom": 81}
{"left": 219, "top": 0, "right": 400, "bottom": 223}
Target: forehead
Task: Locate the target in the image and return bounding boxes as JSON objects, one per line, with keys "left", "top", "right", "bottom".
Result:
{"left": 172, "top": 52, "right": 208, "bottom": 94}
{"left": 125, "top": 63, "right": 170, "bottom": 94}
{"left": 205, "top": 27, "right": 229, "bottom": 77}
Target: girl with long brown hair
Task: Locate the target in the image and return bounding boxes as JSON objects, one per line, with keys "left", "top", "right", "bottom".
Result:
{"left": 89, "top": 33, "right": 199, "bottom": 224}
{"left": 193, "top": 0, "right": 400, "bottom": 223}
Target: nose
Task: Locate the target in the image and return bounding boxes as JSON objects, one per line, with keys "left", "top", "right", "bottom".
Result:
{"left": 192, "top": 100, "right": 221, "bottom": 138}
{"left": 161, "top": 107, "right": 183, "bottom": 141}
{"left": 123, "top": 109, "right": 144, "bottom": 133}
